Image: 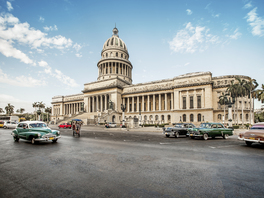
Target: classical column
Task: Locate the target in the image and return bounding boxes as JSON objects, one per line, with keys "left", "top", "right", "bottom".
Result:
{"left": 171, "top": 93, "right": 174, "bottom": 110}
{"left": 165, "top": 93, "right": 167, "bottom": 110}
{"left": 92, "top": 96, "right": 95, "bottom": 112}
{"left": 147, "top": 95, "right": 150, "bottom": 111}
{"left": 186, "top": 91, "right": 189, "bottom": 110}
{"left": 96, "top": 95, "right": 99, "bottom": 111}
{"left": 88, "top": 97, "right": 90, "bottom": 113}
{"left": 132, "top": 97, "right": 134, "bottom": 112}
{"left": 179, "top": 91, "right": 182, "bottom": 109}
{"left": 100, "top": 95, "right": 102, "bottom": 112}
{"left": 142, "top": 95, "right": 145, "bottom": 112}
{"left": 104, "top": 95, "right": 107, "bottom": 110}
{"left": 137, "top": 96, "right": 139, "bottom": 112}
{"left": 202, "top": 89, "right": 204, "bottom": 108}
{"left": 194, "top": 90, "right": 197, "bottom": 109}
{"left": 159, "top": 94, "right": 161, "bottom": 111}
{"left": 153, "top": 94, "right": 156, "bottom": 111}
{"left": 127, "top": 97, "right": 130, "bottom": 112}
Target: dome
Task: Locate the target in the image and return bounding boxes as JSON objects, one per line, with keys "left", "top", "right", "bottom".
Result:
{"left": 102, "top": 27, "right": 127, "bottom": 51}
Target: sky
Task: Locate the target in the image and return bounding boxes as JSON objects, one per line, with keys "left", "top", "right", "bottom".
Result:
{"left": 0, "top": 0, "right": 263, "bottom": 113}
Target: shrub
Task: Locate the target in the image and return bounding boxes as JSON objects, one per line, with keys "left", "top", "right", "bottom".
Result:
{"left": 233, "top": 125, "right": 239, "bottom": 129}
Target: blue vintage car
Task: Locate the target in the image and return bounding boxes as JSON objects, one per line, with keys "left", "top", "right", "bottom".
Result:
{"left": 11, "top": 121, "right": 61, "bottom": 144}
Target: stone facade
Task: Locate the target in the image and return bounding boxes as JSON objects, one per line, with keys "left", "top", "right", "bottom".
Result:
{"left": 51, "top": 28, "right": 253, "bottom": 126}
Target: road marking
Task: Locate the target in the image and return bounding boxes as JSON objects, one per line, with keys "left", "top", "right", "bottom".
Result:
{"left": 209, "top": 146, "right": 216, "bottom": 149}
{"left": 160, "top": 143, "right": 171, "bottom": 145}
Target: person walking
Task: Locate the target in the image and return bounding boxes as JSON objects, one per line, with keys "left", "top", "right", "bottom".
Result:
{"left": 72, "top": 121, "right": 76, "bottom": 136}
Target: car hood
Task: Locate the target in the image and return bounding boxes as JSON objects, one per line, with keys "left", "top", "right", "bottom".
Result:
{"left": 244, "top": 130, "right": 264, "bottom": 137}
{"left": 30, "top": 127, "right": 53, "bottom": 133}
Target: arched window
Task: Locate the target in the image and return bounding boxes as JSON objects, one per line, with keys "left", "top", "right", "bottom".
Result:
{"left": 116, "top": 52, "right": 118, "bottom": 57}
{"left": 111, "top": 38, "right": 114, "bottom": 45}
{"left": 106, "top": 53, "right": 108, "bottom": 57}
{"left": 161, "top": 115, "right": 164, "bottom": 121}
{"left": 190, "top": 114, "right": 193, "bottom": 122}
{"left": 120, "top": 40, "right": 123, "bottom": 47}
{"left": 168, "top": 115, "right": 171, "bottom": 121}
{"left": 198, "top": 114, "right": 201, "bottom": 122}
{"left": 121, "top": 54, "right": 123, "bottom": 58}
{"left": 183, "top": 114, "right": 186, "bottom": 122}
{"left": 155, "top": 115, "right": 159, "bottom": 121}
{"left": 144, "top": 115, "right": 147, "bottom": 120}
{"left": 115, "top": 38, "right": 118, "bottom": 45}
{"left": 218, "top": 114, "right": 222, "bottom": 120}
{"left": 107, "top": 39, "right": 110, "bottom": 46}
{"left": 150, "top": 115, "right": 153, "bottom": 120}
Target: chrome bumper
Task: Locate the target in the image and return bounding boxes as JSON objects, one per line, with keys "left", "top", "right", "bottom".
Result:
{"left": 36, "top": 135, "right": 61, "bottom": 141}
{"left": 238, "top": 137, "right": 264, "bottom": 143}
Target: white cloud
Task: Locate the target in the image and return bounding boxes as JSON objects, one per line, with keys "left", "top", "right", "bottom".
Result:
{"left": 245, "top": 7, "right": 264, "bottom": 37}
{"left": 0, "top": 68, "right": 45, "bottom": 87}
{"left": 184, "top": 62, "right": 190, "bottom": 66}
{"left": 205, "top": 3, "right": 220, "bottom": 18}
{"left": 73, "top": 43, "right": 82, "bottom": 52}
{"left": 169, "top": 22, "right": 219, "bottom": 53}
{"left": 243, "top": 2, "right": 252, "bottom": 9}
{"left": 228, "top": 28, "right": 242, "bottom": 40}
{"left": 6, "top": 1, "right": 13, "bottom": 11}
{"left": 186, "top": 9, "right": 192, "bottom": 15}
{"left": 53, "top": 69, "right": 79, "bottom": 87}
{"left": 43, "top": 25, "right": 58, "bottom": 31}
{"left": 38, "top": 60, "right": 48, "bottom": 67}
{"left": 39, "top": 16, "right": 45, "bottom": 22}
{"left": 75, "top": 53, "right": 82, "bottom": 58}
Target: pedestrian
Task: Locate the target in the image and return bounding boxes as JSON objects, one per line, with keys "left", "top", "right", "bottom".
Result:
{"left": 72, "top": 121, "right": 76, "bottom": 136}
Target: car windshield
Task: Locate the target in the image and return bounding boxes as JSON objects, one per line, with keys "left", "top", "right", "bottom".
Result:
{"left": 251, "top": 126, "right": 264, "bottom": 130}
{"left": 29, "top": 123, "right": 47, "bottom": 128}
{"left": 200, "top": 123, "right": 211, "bottom": 128}
{"left": 174, "top": 124, "right": 184, "bottom": 128}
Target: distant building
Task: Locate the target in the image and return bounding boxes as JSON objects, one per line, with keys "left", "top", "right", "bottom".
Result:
{"left": 51, "top": 27, "right": 253, "bottom": 125}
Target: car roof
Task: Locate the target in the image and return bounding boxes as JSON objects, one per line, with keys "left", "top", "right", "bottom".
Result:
{"left": 19, "top": 121, "right": 45, "bottom": 124}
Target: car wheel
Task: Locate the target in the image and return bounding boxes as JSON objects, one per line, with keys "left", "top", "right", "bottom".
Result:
{"left": 191, "top": 136, "right": 195, "bottom": 139}
{"left": 203, "top": 133, "right": 208, "bottom": 140}
{"left": 13, "top": 136, "right": 19, "bottom": 142}
{"left": 165, "top": 134, "right": 170, "bottom": 138}
{"left": 245, "top": 141, "right": 252, "bottom": 146}
{"left": 31, "top": 137, "right": 36, "bottom": 144}
{"left": 223, "top": 134, "right": 229, "bottom": 139}
{"left": 212, "top": 136, "right": 215, "bottom": 139}
{"left": 4, "top": 126, "right": 7, "bottom": 129}
{"left": 175, "top": 132, "right": 179, "bottom": 138}
{"left": 52, "top": 139, "right": 57, "bottom": 143}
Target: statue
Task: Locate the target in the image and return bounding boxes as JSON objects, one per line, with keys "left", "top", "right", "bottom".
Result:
{"left": 109, "top": 100, "right": 113, "bottom": 110}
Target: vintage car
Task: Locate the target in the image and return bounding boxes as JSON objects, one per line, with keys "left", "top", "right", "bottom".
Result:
{"left": 11, "top": 121, "right": 61, "bottom": 144}
{"left": 163, "top": 123, "right": 196, "bottom": 138}
{"left": 0, "top": 121, "right": 4, "bottom": 128}
{"left": 188, "top": 122, "right": 233, "bottom": 140}
{"left": 3, "top": 121, "right": 17, "bottom": 129}
{"left": 58, "top": 122, "right": 71, "bottom": 129}
{"left": 238, "top": 122, "right": 264, "bottom": 146}
{"left": 105, "top": 123, "right": 117, "bottom": 128}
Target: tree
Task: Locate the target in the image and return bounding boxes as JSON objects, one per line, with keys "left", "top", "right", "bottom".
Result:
{"left": 218, "top": 92, "right": 229, "bottom": 124}
{"left": 0, "top": 108, "right": 4, "bottom": 114}
{"left": 45, "top": 107, "right": 52, "bottom": 122}
{"left": 16, "top": 109, "right": 20, "bottom": 113}
{"left": 245, "top": 79, "right": 258, "bottom": 124}
{"left": 5, "top": 103, "right": 14, "bottom": 116}
{"left": 20, "top": 108, "right": 25, "bottom": 114}
{"left": 255, "top": 84, "right": 264, "bottom": 103}
{"left": 33, "top": 101, "right": 45, "bottom": 120}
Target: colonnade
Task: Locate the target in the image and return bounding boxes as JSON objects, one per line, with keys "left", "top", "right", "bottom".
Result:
{"left": 98, "top": 62, "right": 132, "bottom": 78}
{"left": 177, "top": 89, "right": 205, "bottom": 110}
{"left": 53, "top": 105, "right": 60, "bottom": 116}
{"left": 122, "top": 93, "right": 174, "bottom": 113}
{"left": 64, "top": 102, "right": 83, "bottom": 115}
{"left": 87, "top": 94, "right": 110, "bottom": 113}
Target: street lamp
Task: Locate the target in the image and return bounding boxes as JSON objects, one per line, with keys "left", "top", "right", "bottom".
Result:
{"left": 121, "top": 104, "right": 126, "bottom": 127}
{"left": 226, "top": 96, "right": 236, "bottom": 128}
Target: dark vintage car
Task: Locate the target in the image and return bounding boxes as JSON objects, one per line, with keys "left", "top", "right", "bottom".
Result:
{"left": 163, "top": 123, "right": 196, "bottom": 138}
{"left": 238, "top": 122, "right": 264, "bottom": 146}
{"left": 188, "top": 122, "right": 233, "bottom": 140}
{"left": 58, "top": 122, "right": 71, "bottom": 129}
{"left": 11, "top": 121, "right": 61, "bottom": 144}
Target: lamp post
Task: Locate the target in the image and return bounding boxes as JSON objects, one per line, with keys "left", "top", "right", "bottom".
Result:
{"left": 226, "top": 96, "right": 236, "bottom": 128}
{"left": 121, "top": 104, "right": 126, "bottom": 127}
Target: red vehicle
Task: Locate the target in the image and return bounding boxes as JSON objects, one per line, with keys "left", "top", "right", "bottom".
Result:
{"left": 58, "top": 123, "right": 71, "bottom": 129}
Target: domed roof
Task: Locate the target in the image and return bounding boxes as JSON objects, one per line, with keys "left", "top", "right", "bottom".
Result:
{"left": 102, "top": 27, "right": 127, "bottom": 51}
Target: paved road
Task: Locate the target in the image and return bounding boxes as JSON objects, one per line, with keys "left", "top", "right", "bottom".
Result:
{"left": 0, "top": 127, "right": 264, "bottom": 198}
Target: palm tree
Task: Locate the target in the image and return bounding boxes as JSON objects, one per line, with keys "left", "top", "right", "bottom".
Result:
{"left": 255, "top": 84, "right": 264, "bottom": 103}
{"left": 0, "top": 108, "right": 5, "bottom": 114}
{"left": 16, "top": 109, "right": 20, "bottom": 113}
{"left": 245, "top": 79, "right": 258, "bottom": 124}
{"left": 218, "top": 92, "right": 229, "bottom": 124}
{"left": 45, "top": 107, "right": 52, "bottom": 122}
{"left": 235, "top": 77, "right": 248, "bottom": 126}
{"left": 227, "top": 80, "right": 238, "bottom": 124}
{"left": 5, "top": 103, "right": 14, "bottom": 116}
{"left": 32, "top": 102, "right": 38, "bottom": 120}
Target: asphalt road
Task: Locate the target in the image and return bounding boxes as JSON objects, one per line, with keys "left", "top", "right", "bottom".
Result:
{"left": 0, "top": 127, "right": 264, "bottom": 198}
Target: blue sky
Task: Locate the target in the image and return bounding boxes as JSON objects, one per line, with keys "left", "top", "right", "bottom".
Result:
{"left": 0, "top": 0, "right": 263, "bottom": 113}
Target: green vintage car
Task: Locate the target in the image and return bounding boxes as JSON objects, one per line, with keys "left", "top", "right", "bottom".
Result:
{"left": 188, "top": 123, "right": 233, "bottom": 140}
{"left": 11, "top": 121, "right": 61, "bottom": 144}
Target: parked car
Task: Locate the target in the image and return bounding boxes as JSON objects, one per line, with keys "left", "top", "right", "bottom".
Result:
{"left": 0, "top": 121, "right": 4, "bottom": 128}
{"left": 11, "top": 121, "right": 61, "bottom": 144}
{"left": 238, "top": 122, "right": 264, "bottom": 146}
{"left": 3, "top": 121, "right": 17, "bottom": 129}
{"left": 163, "top": 123, "right": 196, "bottom": 138}
{"left": 58, "top": 123, "right": 71, "bottom": 129}
{"left": 105, "top": 123, "right": 116, "bottom": 128}
{"left": 188, "top": 123, "right": 233, "bottom": 140}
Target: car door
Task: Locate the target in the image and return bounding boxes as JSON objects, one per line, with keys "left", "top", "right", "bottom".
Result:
{"left": 210, "top": 124, "right": 219, "bottom": 137}
{"left": 217, "top": 124, "right": 225, "bottom": 136}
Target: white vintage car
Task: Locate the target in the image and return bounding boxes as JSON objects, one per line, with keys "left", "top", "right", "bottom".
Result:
{"left": 3, "top": 121, "right": 18, "bottom": 129}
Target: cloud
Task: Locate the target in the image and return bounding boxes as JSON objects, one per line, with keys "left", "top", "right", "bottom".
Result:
{"left": 39, "top": 16, "right": 45, "bottom": 22}
{"left": 0, "top": 68, "right": 45, "bottom": 87}
{"left": 73, "top": 43, "right": 82, "bottom": 51}
{"left": 184, "top": 62, "right": 190, "bottom": 66}
{"left": 169, "top": 22, "right": 219, "bottom": 53}
{"left": 245, "top": 7, "right": 264, "bottom": 37}
{"left": 205, "top": 3, "right": 220, "bottom": 18}
{"left": 243, "top": 2, "right": 252, "bottom": 9}
{"left": 186, "top": 9, "right": 192, "bottom": 15}
{"left": 75, "top": 53, "right": 82, "bottom": 58}
{"left": 6, "top": 1, "right": 13, "bottom": 11}
{"left": 227, "top": 28, "right": 242, "bottom": 40}
{"left": 43, "top": 25, "right": 58, "bottom": 31}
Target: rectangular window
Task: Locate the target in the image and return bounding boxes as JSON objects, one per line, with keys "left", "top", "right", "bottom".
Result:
{"left": 197, "top": 96, "right": 201, "bottom": 108}
{"left": 190, "top": 96, "right": 193, "bottom": 109}
{"left": 183, "top": 97, "right": 186, "bottom": 109}
{"left": 129, "top": 104, "right": 132, "bottom": 111}
{"left": 134, "top": 103, "right": 136, "bottom": 111}
{"left": 144, "top": 103, "right": 146, "bottom": 111}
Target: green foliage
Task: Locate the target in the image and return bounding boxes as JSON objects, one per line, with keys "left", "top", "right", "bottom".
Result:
{"left": 233, "top": 125, "right": 239, "bottom": 129}
{"left": 255, "top": 112, "right": 264, "bottom": 122}
{"left": 143, "top": 123, "right": 169, "bottom": 127}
